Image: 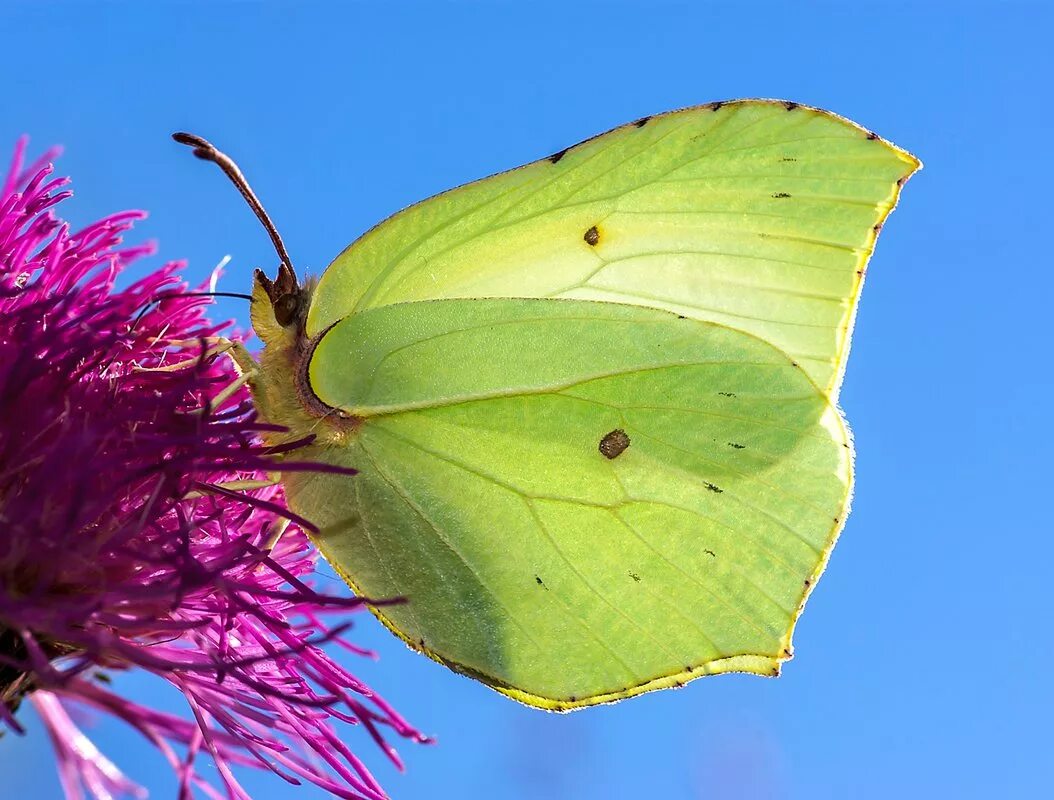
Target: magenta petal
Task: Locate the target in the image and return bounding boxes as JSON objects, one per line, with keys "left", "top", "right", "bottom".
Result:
{"left": 0, "top": 138, "right": 427, "bottom": 799}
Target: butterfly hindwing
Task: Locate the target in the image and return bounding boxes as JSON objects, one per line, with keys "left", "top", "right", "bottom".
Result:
{"left": 284, "top": 298, "right": 850, "bottom": 708}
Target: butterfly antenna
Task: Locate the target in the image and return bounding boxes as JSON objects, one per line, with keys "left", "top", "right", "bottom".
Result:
{"left": 172, "top": 132, "right": 295, "bottom": 275}
{"left": 129, "top": 289, "right": 255, "bottom": 330}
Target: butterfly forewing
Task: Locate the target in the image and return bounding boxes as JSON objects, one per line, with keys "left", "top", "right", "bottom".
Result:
{"left": 308, "top": 100, "right": 919, "bottom": 398}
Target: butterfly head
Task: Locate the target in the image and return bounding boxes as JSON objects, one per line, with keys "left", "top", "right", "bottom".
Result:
{"left": 251, "top": 261, "right": 309, "bottom": 348}
{"left": 245, "top": 261, "right": 324, "bottom": 443}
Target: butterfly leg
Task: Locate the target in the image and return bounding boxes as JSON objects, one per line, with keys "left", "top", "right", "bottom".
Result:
{"left": 133, "top": 336, "right": 244, "bottom": 373}
{"left": 199, "top": 370, "right": 253, "bottom": 415}
{"left": 141, "top": 337, "right": 256, "bottom": 417}
{"left": 183, "top": 474, "right": 281, "bottom": 500}
{"left": 261, "top": 517, "right": 291, "bottom": 551}
{"left": 219, "top": 338, "right": 260, "bottom": 378}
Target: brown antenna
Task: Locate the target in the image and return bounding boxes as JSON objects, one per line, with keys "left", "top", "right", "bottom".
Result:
{"left": 172, "top": 132, "right": 295, "bottom": 275}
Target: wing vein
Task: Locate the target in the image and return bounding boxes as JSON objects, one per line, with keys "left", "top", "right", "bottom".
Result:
{"left": 358, "top": 435, "right": 549, "bottom": 657}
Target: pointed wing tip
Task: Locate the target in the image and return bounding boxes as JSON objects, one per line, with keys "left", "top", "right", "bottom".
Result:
{"left": 889, "top": 142, "right": 923, "bottom": 177}
{"left": 751, "top": 97, "right": 922, "bottom": 175}
{"left": 903, "top": 150, "right": 924, "bottom": 177}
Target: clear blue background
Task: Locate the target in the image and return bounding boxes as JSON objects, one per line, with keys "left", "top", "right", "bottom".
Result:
{"left": 1, "top": 2, "right": 1050, "bottom": 798}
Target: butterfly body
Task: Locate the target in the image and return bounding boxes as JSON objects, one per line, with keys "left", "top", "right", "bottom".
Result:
{"left": 234, "top": 100, "right": 919, "bottom": 710}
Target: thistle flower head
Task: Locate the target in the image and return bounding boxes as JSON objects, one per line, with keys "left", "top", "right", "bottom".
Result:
{"left": 0, "top": 137, "right": 426, "bottom": 799}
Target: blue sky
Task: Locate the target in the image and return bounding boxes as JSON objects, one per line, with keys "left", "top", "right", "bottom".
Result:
{"left": 1, "top": 2, "right": 1051, "bottom": 798}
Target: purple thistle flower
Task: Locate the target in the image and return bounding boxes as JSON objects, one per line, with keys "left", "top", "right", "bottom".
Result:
{"left": 0, "top": 137, "right": 428, "bottom": 799}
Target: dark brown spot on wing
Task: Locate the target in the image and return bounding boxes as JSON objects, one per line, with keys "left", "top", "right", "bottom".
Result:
{"left": 584, "top": 225, "right": 600, "bottom": 246}
{"left": 772, "top": 192, "right": 791, "bottom": 199}
{"left": 549, "top": 148, "right": 568, "bottom": 164}
{"left": 633, "top": 116, "right": 651, "bottom": 128}
{"left": 599, "top": 428, "right": 630, "bottom": 459}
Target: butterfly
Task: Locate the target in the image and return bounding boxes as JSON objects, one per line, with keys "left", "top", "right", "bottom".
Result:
{"left": 175, "top": 99, "right": 918, "bottom": 710}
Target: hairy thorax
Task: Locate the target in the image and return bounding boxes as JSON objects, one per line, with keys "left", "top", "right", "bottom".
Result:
{"left": 243, "top": 273, "right": 360, "bottom": 452}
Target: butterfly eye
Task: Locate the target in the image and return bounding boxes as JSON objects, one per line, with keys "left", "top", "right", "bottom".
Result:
{"left": 273, "top": 293, "right": 300, "bottom": 327}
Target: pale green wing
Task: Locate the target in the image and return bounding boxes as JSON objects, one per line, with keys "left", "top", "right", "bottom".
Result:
{"left": 285, "top": 298, "right": 850, "bottom": 709}
{"left": 307, "top": 99, "right": 919, "bottom": 396}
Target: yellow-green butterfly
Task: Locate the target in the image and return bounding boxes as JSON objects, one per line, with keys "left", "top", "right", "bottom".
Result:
{"left": 175, "top": 99, "right": 918, "bottom": 711}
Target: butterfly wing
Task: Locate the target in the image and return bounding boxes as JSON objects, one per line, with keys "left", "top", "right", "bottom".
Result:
{"left": 307, "top": 100, "right": 919, "bottom": 397}
{"left": 285, "top": 298, "right": 849, "bottom": 709}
